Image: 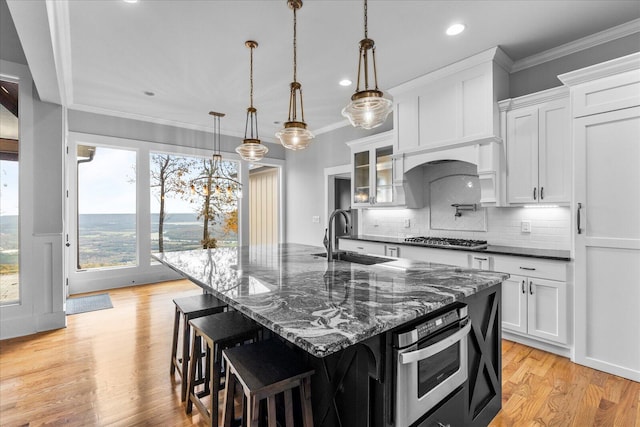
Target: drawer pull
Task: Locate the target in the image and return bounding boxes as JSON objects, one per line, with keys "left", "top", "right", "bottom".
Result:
{"left": 474, "top": 257, "right": 488, "bottom": 261}
{"left": 356, "top": 246, "right": 364, "bottom": 250}
{"left": 519, "top": 267, "right": 536, "bottom": 271}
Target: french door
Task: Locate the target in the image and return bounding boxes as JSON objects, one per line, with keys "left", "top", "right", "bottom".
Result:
{"left": 574, "top": 106, "right": 640, "bottom": 381}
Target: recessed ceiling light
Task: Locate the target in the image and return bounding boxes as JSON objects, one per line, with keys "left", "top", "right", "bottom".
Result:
{"left": 339, "top": 79, "right": 352, "bottom": 87}
{"left": 446, "top": 23, "right": 465, "bottom": 36}
{"left": 143, "top": 91, "right": 155, "bottom": 96}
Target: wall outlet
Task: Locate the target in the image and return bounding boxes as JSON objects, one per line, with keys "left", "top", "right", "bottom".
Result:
{"left": 521, "top": 220, "right": 531, "bottom": 233}
{"left": 312, "top": 216, "right": 320, "bottom": 223}
{"left": 404, "top": 219, "right": 411, "bottom": 228}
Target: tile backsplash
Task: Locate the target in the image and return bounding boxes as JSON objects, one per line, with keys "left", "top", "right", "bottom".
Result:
{"left": 361, "top": 206, "right": 571, "bottom": 250}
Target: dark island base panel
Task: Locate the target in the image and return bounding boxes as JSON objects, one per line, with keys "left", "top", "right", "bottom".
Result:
{"left": 305, "top": 285, "right": 502, "bottom": 427}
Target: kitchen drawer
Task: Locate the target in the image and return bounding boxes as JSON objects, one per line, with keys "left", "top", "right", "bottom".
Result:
{"left": 493, "top": 255, "right": 567, "bottom": 281}
{"left": 337, "top": 239, "right": 386, "bottom": 256}
{"left": 416, "top": 387, "right": 465, "bottom": 427}
{"left": 401, "top": 245, "right": 468, "bottom": 267}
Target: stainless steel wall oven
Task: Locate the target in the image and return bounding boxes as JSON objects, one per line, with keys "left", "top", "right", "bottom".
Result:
{"left": 393, "top": 303, "right": 471, "bottom": 427}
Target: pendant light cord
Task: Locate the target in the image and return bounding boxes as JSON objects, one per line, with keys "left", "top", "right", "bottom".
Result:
{"left": 293, "top": 6, "right": 297, "bottom": 83}
{"left": 249, "top": 45, "right": 254, "bottom": 108}
{"left": 364, "top": 0, "right": 368, "bottom": 39}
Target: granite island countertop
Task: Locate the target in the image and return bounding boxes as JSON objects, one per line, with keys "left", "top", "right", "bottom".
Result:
{"left": 154, "top": 243, "right": 509, "bottom": 358}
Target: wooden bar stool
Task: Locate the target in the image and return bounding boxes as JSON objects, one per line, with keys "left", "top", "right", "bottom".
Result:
{"left": 186, "top": 311, "right": 261, "bottom": 426}
{"left": 222, "top": 339, "right": 315, "bottom": 427}
{"left": 171, "top": 293, "right": 227, "bottom": 401}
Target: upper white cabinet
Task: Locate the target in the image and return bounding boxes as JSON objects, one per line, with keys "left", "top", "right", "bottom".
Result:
{"left": 389, "top": 47, "right": 511, "bottom": 154}
{"left": 347, "top": 132, "right": 423, "bottom": 208}
{"left": 499, "top": 87, "right": 571, "bottom": 205}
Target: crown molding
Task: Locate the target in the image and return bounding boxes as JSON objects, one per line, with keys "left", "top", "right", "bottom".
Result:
{"left": 498, "top": 86, "right": 569, "bottom": 110}
{"left": 511, "top": 18, "right": 640, "bottom": 73}
{"left": 312, "top": 119, "right": 351, "bottom": 136}
{"left": 558, "top": 51, "right": 640, "bottom": 86}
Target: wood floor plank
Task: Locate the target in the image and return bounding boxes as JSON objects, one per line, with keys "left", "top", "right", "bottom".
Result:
{"left": 2, "top": 280, "right": 639, "bottom": 427}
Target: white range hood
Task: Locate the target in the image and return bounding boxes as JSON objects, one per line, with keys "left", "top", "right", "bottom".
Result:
{"left": 389, "top": 47, "right": 512, "bottom": 206}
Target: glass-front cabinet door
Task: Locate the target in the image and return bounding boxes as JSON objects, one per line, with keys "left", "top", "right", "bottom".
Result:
{"left": 375, "top": 146, "right": 393, "bottom": 204}
{"left": 351, "top": 142, "right": 394, "bottom": 207}
{"left": 353, "top": 150, "right": 370, "bottom": 204}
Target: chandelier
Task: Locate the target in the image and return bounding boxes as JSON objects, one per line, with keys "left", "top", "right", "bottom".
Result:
{"left": 275, "top": 0, "right": 314, "bottom": 150}
{"left": 191, "top": 111, "right": 243, "bottom": 199}
{"left": 341, "top": 0, "right": 392, "bottom": 129}
{"left": 236, "top": 40, "right": 269, "bottom": 162}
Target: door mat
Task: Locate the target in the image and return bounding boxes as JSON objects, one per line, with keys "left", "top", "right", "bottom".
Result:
{"left": 66, "top": 293, "right": 113, "bottom": 315}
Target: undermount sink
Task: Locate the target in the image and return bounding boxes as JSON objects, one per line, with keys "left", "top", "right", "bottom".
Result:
{"left": 312, "top": 251, "right": 393, "bottom": 265}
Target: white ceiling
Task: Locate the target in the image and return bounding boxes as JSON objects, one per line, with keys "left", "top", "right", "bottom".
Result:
{"left": 9, "top": 0, "right": 640, "bottom": 141}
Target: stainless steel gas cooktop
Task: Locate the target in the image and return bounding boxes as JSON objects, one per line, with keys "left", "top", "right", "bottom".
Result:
{"left": 403, "top": 236, "right": 488, "bottom": 250}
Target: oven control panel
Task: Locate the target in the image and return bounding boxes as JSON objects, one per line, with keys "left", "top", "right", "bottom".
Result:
{"left": 416, "top": 309, "right": 459, "bottom": 340}
{"left": 394, "top": 303, "right": 468, "bottom": 348}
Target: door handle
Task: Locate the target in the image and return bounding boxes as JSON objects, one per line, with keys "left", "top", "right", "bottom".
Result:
{"left": 529, "top": 281, "right": 534, "bottom": 295}
{"left": 540, "top": 187, "right": 544, "bottom": 200}
{"left": 521, "top": 280, "right": 525, "bottom": 294}
{"left": 577, "top": 203, "right": 583, "bottom": 234}
{"left": 533, "top": 187, "right": 537, "bottom": 200}
{"left": 399, "top": 322, "right": 471, "bottom": 364}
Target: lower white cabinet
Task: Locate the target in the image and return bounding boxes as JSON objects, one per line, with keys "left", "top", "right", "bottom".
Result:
{"left": 494, "top": 256, "right": 568, "bottom": 346}
{"left": 337, "top": 239, "right": 386, "bottom": 256}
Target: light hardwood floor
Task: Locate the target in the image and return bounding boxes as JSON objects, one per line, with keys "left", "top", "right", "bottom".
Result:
{"left": 1, "top": 280, "right": 638, "bottom": 426}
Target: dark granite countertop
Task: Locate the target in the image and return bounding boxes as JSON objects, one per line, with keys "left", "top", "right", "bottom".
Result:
{"left": 340, "top": 235, "right": 572, "bottom": 261}
{"left": 154, "top": 243, "right": 508, "bottom": 358}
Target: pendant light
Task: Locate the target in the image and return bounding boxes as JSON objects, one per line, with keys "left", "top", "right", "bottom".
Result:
{"left": 275, "top": 0, "right": 314, "bottom": 150}
{"left": 236, "top": 40, "right": 268, "bottom": 162}
{"left": 190, "top": 112, "right": 243, "bottom": 199}
{"left": 341, "top": 0, "right": 392, "bottom": 130}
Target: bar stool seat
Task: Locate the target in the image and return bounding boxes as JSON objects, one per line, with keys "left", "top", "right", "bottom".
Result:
{"left": 171, "top": 294, "right": 227, "bottom": 401}
{"left": 186, "top": 311, "right": 261, "bottom": 426}
{"left": 222, "top": 339, "right": 315, "bottom": 427}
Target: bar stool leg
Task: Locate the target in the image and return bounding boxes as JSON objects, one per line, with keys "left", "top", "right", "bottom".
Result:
{"left": 301, "top": 377, "right": 314, "bottom": 427}
{"left": 185, "top": 329, "right": 200, "bottom": 414}
{"left": 170, "top": 306, "right": 180, "bottom": 375}
{"left": 284, "top": 389, "right": 294, "bottom": 427}
{"left": 248, "top": 395, "right": 259, "bottom": 427}
{"left": 222, "top": 369, "right": 236, "bottom": 427}
{"left": 267, "top": 395, "right": 277, "bottom": 427}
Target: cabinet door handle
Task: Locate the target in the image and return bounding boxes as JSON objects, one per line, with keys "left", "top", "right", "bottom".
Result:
{"left": 521, "top": 280, "right": 526, "bottom": 294}
{"left": 577, "top": 202, "right": 583, "bottom": 234}
{"left": 533, "top": 187, "right": 537, "bottom": 200}
{"left": 529, "top": 281, "right": 534, "bottom": 295}
{"left": 540, "top": 187, "right": 544, "bottom": 200}
{"left": 519, "top": 267, "right": 536, "bottom": 271}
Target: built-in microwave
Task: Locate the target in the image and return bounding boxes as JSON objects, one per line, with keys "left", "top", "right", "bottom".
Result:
{"left": 393, "top": 303, "right": 470, "bottom": 427}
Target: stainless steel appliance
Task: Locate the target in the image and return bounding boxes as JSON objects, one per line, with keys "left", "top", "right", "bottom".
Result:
{"left": 404, "top": 236, "right": 488, "bottom": 250}
{"left": 393, "top": 303, "right": 471, "bottom": 427}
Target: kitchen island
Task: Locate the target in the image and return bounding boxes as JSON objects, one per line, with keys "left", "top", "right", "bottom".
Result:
{"left": 154, "top": 243, "right": 508, "bottom": 426}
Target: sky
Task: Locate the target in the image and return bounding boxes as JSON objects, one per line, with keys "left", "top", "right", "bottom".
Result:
{"left": 0, "top": 160, "right": 19, "bottom": 216}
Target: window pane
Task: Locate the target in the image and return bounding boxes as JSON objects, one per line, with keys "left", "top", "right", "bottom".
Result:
{"left": 0, "top": 80, "right": 19, "bottom": 305}
{"left": 77, "top": 145, "right": 137, "bottom": 269}
{"left": 150, "top": 153, "right": 239, "bottom": 253}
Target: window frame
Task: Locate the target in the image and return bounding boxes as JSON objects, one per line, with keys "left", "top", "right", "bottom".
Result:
{"left": 66, "top": 132, "right": 245, "bottom": 294}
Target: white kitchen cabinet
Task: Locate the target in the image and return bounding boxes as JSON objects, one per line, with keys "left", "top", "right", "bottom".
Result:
{"left": 501, "top": 87, "right": 570, "bottom": 205}
{"left": 337, "top": 239, "right": 386, "bottom": 256}
{"left": 560, "top": 53, "right": 640, "bottom": 382}
{"left": 468, "top": 253, "right": 494, "bottom": 270}
{"left": 494, "top": 256, "right": 568, "bottom": 345}
{"left": 400, "top": 245, "right": 468, "bottom": 267}
{"left": 346, "top": 131, "right": 417, "bottom": 208}
{"left": 389, "top": 47, "right": 510, "bottom": 153}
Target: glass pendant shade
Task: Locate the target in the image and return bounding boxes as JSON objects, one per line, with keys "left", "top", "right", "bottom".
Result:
{"left": 342, "top": 89, "right": 392, "bottom": 129}
{"left": 343, "top": 0, "right": 392, "bottom": 129}
{"left": 277, "top": 0, "right": 314, "bottom": 150}
{"left": 236, "top": 41, "right": 268, "bottom": 162}
{"left": 276, "top": 122, "right": 314, "bottom": 150}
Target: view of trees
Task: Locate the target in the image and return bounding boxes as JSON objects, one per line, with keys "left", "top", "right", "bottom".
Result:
{"left": 150, "top": 153, "right": 240, "bottom": 252}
